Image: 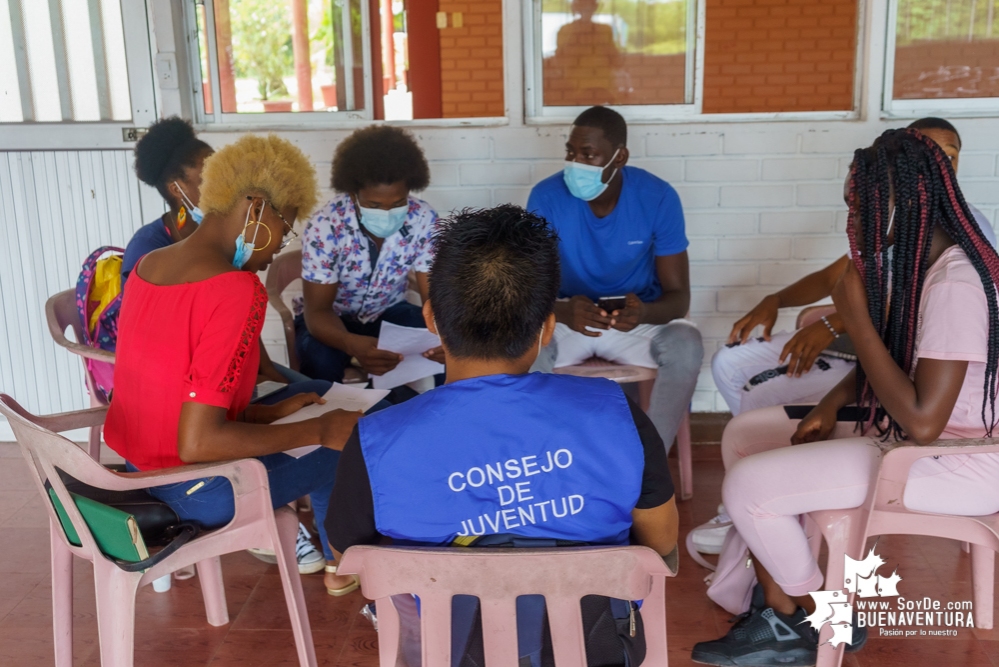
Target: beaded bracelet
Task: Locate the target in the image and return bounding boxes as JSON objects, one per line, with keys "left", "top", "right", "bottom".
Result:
{"left": 820, "top": 315, "right": 840, "bottom": 339}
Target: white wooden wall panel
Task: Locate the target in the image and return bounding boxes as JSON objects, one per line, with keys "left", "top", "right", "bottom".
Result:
{"left": 0, "top": 149, "right": 163, "bottom": 439}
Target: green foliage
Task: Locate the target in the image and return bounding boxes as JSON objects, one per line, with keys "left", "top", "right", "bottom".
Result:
{"left": 312, "top": 1, "right": 337, "bottom": 68}
{"left": 896, "top": 0, "right": 999, "bottom": 45}
{"left": 230, "top": 0, "right": 293, "bottom": 100}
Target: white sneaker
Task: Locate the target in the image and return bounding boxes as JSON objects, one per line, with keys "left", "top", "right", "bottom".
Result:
{"left": 295, "top": 523, "right": 326, "bottom": 574}
{"left": 690, "top": 504, "right": 733, "bottom": 555}
{"left": 247, "top": 522, "right": 326, "bottom": 574}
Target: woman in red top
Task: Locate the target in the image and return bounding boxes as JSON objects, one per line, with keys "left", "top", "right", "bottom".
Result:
{"left": 105, "top": 134, "right": 360, "bottom": 595}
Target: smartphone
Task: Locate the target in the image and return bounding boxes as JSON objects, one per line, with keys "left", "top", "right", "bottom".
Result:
{"left": 783, "top": 405, "right": 870, "bottom": 422}
{"left": 597, "top": 296, "right": 627, "bottom": 313}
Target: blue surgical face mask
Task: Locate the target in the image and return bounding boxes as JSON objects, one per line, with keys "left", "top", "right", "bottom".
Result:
{"left": 232, "top": 201, "right": 263, "bottom": 269}
{"left": 563, "top": 148, "right": 620, "bottom": 201}
{"left": 358, "top": 202, "right": 408, "bottom": 238}
{"left": 174, "top": 181, "right": 204, "bottom": 224}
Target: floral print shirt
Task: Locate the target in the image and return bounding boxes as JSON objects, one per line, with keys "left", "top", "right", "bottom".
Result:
{"left": 299, "top": 193, "right": 437, "bottom": 323}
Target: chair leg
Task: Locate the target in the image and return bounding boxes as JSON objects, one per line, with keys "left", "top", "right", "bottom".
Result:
{"left": 51, "top": 524, "right": 74, "bottom": 667}
{"left": 196, "top": 557, "right": 229, "bottom": 627}
{"left": 274, "top": 507, "right": 318, "bottom": 667}
{"left": 813, "top": 508, "right": 868, "bottom": 667}
{"left": 636, "top": 379, "right": 654, "bottom": 413}
{"left": 94, "top": 565, "right": 141, "bottom": 667}
{"left": 87, "top": 424, "right": 101, "bottom": 461}
{"left": 971, "top": 545, "right": 995, "bottom": 630}
{"left": 677, "top": 411, "right": 693, "bottom": 501}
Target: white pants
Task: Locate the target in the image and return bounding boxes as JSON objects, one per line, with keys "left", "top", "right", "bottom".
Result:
{"left": 711, "top": 331, "right": 854, "bottom": 416}
{"left": 551, "top": 322, "right": 675, "bottom": 369}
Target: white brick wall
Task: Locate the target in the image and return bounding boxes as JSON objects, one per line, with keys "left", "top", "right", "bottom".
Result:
{"left": 213, "top": 117, "right": 999, "bottom": 413}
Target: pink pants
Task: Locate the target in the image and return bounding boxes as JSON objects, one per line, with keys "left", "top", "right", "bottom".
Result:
{"left": 721, "top": 406, "right": 999, "bottom": 596}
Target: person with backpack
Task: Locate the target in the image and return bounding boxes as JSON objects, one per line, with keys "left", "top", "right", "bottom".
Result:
{"left": 325, "top": 205, "right": 678, "bottom": 665}
{"left": 105, "top": 134, "right": 362, "bottom": 595}
{"left": 692, "top": 129, "right": 999, "bottom": 666}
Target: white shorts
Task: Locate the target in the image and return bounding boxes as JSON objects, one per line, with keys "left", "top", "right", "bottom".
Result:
{"left": 551, "top": 320, "right": 698, "bottom": 369}
{"left": 711, "top": 331, "right": 855, "bottom": 416}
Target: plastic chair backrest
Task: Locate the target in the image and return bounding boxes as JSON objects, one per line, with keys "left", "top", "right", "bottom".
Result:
{"left": 45, "top": 289, "right": 115, "bottom": 406}
{"left": 0, "top": 394, "right": 115, "bottom": 561}
{"left": 338, "top": 544, "right": 674, "bottom": 667}
{"left": 265, "top": 249, "right": 303, "bottom": 371}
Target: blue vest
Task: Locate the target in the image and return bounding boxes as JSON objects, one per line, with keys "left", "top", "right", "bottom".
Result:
{"left": 359, "top": 372, "right": 645, "bottom": 547}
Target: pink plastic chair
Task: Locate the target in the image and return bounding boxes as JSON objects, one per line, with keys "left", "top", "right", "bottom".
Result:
{"left": 45, "top": 289, "right": 115, "bottom": 460}
{"left": 266, "top": 249, "right": 368, "bottom": 384}
{"left": 0, "top": 394, "right": 318, "bottom": 667}
{"left": 555, "top": 360, "right": 694, "bottom": 500}
{"left": 809, "top": 437, "right": 999, "bottom": 667}
{"left": 338, "top": 544, "right": 676, "bottom": 667}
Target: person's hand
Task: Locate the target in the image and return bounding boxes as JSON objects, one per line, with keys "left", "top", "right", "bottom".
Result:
{"left": 562, "top": 295, "right": 612, "bottom": 336}
{"left": 422, "top": 345, "right": 446, "bottom": 364}
{"left": 350, "top": 335, "right": 403, "bottom": 375}
{"left": 246, "top": 392, "right": 326, "bottom": 424}
{"left": 610, "top": 293, "right": 645, "bottom": 332}
{"left": 318, "top": 409, "right": 362, "bottom": 451}
{"left": 830, "top": 261, "right": 869, "bottom": 328}
{"left": 779, "top": 321, "right": 836, "bottom": 377}
{"left": 791, "top": 403, "right": 838, "bottom": 445}
{"left": 727, "top": 294, "right": 781, "bottom": 345}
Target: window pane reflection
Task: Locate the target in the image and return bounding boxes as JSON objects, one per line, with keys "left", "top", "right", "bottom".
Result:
{"left": 894, "top": 0, "right": 999, "bottom": 99}
{"left": 541, "top": 0, "right": 689, "bottom": 107}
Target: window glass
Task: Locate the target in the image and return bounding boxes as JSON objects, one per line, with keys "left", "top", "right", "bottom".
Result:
{"left": 539, "top": 0, "right": 691, "bottom": 107}
{"left": 893, "top": 0, "right": 999, "bottom": 99}
{"left": 196, "top": 0, "right": 366, "bottom": 114}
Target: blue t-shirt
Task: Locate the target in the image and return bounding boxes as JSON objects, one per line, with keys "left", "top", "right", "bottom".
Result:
{"left": 121, "top": 218, "right": 172, "bottom": 283}
{"left": 527, "top": 166, "right": 687, "bottom": 302}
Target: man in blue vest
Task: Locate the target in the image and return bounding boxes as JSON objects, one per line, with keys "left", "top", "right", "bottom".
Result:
{"left": 325, "top": 204, "right": 678, "bottom": 666}
{"left": 527, "top": 105, "right": 702, "bottom": 457}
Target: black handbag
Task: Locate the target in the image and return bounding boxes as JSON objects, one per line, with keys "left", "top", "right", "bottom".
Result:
{"left": 52, "top": 466, "right": 199, "bottom": 572}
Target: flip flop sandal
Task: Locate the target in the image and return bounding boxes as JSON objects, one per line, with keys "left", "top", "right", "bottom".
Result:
{"left": 325, "top": 564, "right": 360, "bottom": 597}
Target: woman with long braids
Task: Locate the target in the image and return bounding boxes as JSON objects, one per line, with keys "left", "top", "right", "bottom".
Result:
{"left": 692, "top": 128, "right": 999, "bottom": 667}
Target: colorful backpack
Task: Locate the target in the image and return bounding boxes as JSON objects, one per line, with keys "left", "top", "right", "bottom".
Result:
{"left": 75, "top": 246, "right": 125, "bottom": 402}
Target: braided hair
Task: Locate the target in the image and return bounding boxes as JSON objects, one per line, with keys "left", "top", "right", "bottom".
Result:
{"left": 847, "top": 128, "right": 999, "bottom": 439}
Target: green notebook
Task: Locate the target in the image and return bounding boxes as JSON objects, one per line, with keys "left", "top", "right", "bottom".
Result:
{"left": 48, "top": 487, "right": 150, "bottom": 563}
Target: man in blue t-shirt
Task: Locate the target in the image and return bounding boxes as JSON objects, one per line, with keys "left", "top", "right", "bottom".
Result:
{"left": 527, "top": 106, "right": 702, "bottom": 453}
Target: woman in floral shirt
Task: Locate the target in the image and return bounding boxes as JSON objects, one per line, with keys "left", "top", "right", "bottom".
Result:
{"left": 296, "top": 126, "right": 441, "bottom": 383}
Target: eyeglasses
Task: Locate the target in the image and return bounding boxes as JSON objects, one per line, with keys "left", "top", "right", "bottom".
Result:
{"left": 246, "top": 196, "right": 298, "bottom": 250}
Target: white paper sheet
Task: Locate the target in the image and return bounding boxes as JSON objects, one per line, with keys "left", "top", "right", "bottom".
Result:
{"left": 371, "top": 322, "right": 445, "bottom": 390}
{"left": 275, "top": 383, "right": 390, "bottom": 458}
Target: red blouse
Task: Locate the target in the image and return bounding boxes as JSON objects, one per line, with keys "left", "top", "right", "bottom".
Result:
{"left": 105, "top": 269, "right": 267, "bottom": 470}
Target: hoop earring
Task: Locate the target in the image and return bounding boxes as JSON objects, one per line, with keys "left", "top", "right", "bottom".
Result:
{"left": 243, "top": 220, "right": 272, "bottom": 252}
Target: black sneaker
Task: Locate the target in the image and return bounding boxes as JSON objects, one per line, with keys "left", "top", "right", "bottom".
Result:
{"left": 845, "top": 614, "right": 867, "bottom": 653}
{"left": 692, "top": 606, "right": 818, "bottom": 666}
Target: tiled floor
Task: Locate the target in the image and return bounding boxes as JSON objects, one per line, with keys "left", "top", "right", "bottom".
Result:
{"left": 1, "top": 431, "right": 997, "bottom": 666}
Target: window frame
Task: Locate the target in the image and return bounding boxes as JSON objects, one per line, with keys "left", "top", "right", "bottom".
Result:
{"left": 184, "top": 0, "right": 376, "bottom": 127}
{"left": 881, "top": 0, "right": 999, "bottom": 119}
{"left": 0, "top": 0, "right": 157, "bottom": 150}
{"left": 523, "top": 0, "right": 707, "bottom": 123}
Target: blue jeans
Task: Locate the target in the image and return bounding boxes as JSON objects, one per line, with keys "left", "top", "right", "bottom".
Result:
{"left": 294, "top": 302, "right": 427, "bottom": 383}
{"left": 129, "top": 380, "right": 340, "bottom": 559}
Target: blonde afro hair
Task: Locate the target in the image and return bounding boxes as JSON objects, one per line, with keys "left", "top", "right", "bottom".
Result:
{"left": 199, "top": 134, "right": 319, "bottom": 218}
